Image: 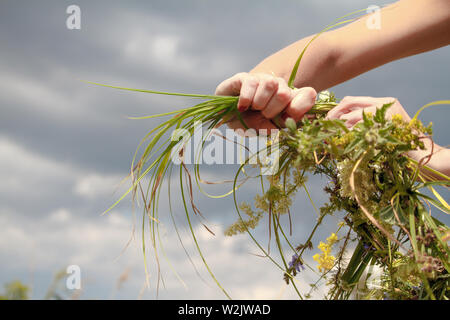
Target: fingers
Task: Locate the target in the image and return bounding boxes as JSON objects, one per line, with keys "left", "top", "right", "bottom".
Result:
{"left": 251, "top": 76, "right": 279, "bottom": 111}
{"left": 261, "top": 79, "right": 292, "bottom": 119}
{"left": 226, "top": 110, "right": 278, "bottom": 135}
{"left": 326, "top": 96, "right": 375, "bottom": 120}
{"left": 216, "top": 72, "right": 319, "bottom": 131}
{"left": 280, "top": 87, "right": 317, "bottom": 122}
{"left": 340, "top": 106, "right": 377, "bottom": 128}
{"left": 216, "top": 72, "right": 292, "bottom": 115}
{"left": 237, "top": 75, "right": 259, "bottom": 112}
{"left": 326, "top": 96, "right": 405, "bottom": 129}
{"left": 215, "top": 72, "right": 246, "bottom": 96}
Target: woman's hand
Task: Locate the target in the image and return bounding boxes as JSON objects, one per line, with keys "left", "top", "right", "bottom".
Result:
{"left": 326, "top": 96, "right": 450, "bottom": 178}
{"left": 215, "top": 72, "right": 317, "bottom": 132}
{"left": 325, "top": 96, "right": 411, "bottom": 127}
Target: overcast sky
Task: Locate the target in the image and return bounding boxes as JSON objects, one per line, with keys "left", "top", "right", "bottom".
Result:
{"left": 0, "top": 0, "right": 449, "bottom": 299}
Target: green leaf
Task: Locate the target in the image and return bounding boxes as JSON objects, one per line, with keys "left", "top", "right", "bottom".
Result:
{"left": 343, "top": 136, "right": 363, "bottom": 154}
{"left": 374, "top": 102, "right": 394, "bottom": 124}
{"left": 375, "top": 202, "right": 409, "bottom": 226}
{"left": 415, "top": 192, "right": 450, "bottom": 215}
{"left": 285, "top": 117, "right": 297, "bottom": 132}
{"left": 362, "top": 110, "right": 373, "bottom": 128}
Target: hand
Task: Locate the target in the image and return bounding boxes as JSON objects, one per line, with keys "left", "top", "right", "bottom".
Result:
{"left": 215, "top": 72, "right": 317, "bottom": 132}
{"left": 325, "top": 96, "right": 411, "bottom": 128}
{"left": 326, "top": 96, "right": 450, "bottom": 178}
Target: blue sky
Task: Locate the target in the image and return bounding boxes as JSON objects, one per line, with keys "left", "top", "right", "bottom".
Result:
{"left": 0, "top": 0, "right": 448, "bottom": 299}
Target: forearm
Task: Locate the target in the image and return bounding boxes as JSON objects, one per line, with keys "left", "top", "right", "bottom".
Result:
{"left": 408, "top": 139, "right": 450, "bottom": 180}
{"left": 428, "top": 148, "right": 450, "bottom": 179}
{"left": 331, "top": 0, "right": 450, "bottom": 88}
{"left": 250, "top": 33, "right": 340, "bottom": 91}
{"left": 251, "top": 0, "right": 450, "bottom": 92}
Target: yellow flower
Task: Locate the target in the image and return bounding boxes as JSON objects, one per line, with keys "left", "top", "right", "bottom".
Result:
{"left": 391, "top": 114, "right": 403, "bottom": 122}
{"left": 313, "top": 252, "right": 336, "bottom": 273}
{"left": 313, "top": 233, "right": 338, "bottom": 273}
{"left": 327, "top": 233, "right": 338, "bottom": 245}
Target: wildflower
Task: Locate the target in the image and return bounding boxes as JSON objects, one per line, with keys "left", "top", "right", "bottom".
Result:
{"left": 254, "top": 194, "right": 269, "bottom": 212}
{"left": 313, "top": 233, "right": 338, "bottom": 273}
{"left": 224, "top": 202, "right": 263, "bottom": 236}
{"left": 288, "top": 253, "right": 305, "bottom": 273}
{"left": 326, "top": 233, "right": 338, "bottom": 245}
{"left": 391, "top": 114, "right": 403, "bottom": 123}
{"left": 313, "top": 251, "right": 335, "bottom": 273}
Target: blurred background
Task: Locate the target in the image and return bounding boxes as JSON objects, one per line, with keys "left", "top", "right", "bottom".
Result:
{"left": 0, "top": 0, "right": 448, "bottom": 299}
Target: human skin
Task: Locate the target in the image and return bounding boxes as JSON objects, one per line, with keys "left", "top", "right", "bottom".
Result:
{"left": 251, "top": 0, "right": 450, "bottom": 91}
{"left": 325, "top": 96, "right": 450, "bottom": 178}
{"left": 215, "top": 0, "right": 450, "bottom": 176}
{"left": 216, "top": 0, "right": 450, "bottom": 130}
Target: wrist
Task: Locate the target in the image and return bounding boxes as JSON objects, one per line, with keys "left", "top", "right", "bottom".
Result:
{"left": 407, "top": 141, "right": 450, "bottom": 179}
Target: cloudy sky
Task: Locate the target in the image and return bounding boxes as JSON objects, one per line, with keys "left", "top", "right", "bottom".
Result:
{"left": 0, "top": 0, "right": 449, "bottom": 300}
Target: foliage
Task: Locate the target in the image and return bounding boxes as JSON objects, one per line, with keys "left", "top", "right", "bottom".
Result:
{"left": 243, "top": 94, "right": 449, "bottom": 299}
{"left": 0, "top": 280, "right": 29, "bottom": 300}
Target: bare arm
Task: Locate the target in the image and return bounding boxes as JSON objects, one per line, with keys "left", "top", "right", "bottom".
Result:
{"left": 216, "top": 0, "right": 450, "bottom": 132}
{"left": 251, "top": 0, "right": 450, "bottom": 91}
{"left": 408, "top": 138, "right": 450, "bottom": 179}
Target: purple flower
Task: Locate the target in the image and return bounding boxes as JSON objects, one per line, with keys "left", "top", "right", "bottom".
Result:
{"left": 289, "top": 253, "right": 305, "bottom": 272}
{"left": 363, "top": 243, "right": 375, "bottom": 251}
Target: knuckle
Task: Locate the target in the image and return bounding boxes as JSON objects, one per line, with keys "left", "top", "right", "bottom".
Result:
{"left": 245, "top": 77, "right": 259, "bottom": 88}
{"left": 341, "top": 96, "right": 352, "bottom": 103}
{"left": 235, "top": 72, "right": 247, "bottom": 78}
{"left": 263, "top": 79, "right": 278, "bottom": 91}
{"left": 276, "top": 89, "right": 291, "bottom": 102}
{"left": 386, "top": 97, "right": 398, "bottom": 103}
{"left": 239, "top": 96, "right": 252, "bottom": 106}
{"left": 276, "top": 76, "right": 286, "bottom": 83}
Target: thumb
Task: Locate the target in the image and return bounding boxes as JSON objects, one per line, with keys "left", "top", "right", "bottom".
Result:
{"left": 281, "top": 87, "right": 317, "bottom": 122}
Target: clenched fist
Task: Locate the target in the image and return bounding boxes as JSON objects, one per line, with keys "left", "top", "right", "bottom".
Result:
{"left": 215, "top": 72, "right": 317, "bottom": 131}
